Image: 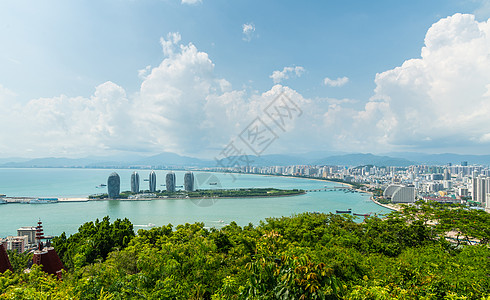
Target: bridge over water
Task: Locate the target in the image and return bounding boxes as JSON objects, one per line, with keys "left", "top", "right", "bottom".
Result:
{"left": 306, "top": 186, "right": 353, "bottom": 192}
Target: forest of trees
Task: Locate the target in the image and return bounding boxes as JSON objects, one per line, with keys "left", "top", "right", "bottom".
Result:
{"left": 1, "top": 202, "right": 489, "bottom": 299}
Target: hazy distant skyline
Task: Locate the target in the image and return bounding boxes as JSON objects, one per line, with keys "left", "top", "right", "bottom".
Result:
{"left": 1, "top": 1, "right": 490, "bottom": 158}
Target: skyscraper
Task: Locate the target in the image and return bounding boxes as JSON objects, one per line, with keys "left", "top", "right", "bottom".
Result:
{"left": 131, "top": 172, "right": 140, "bottom": 193}
{"left": 473, "top": 175, "right": 487, "bottom": 205}
{"left": 166, "top": 172, "right": 176, "bottom": 192}
{"left": 184, "top": 172, "right": 194, "bottom": 191}
{"left": 107, "top": 172, "right": 120, "bottom": 199}
{"left": 149, "top": 171, "right": 157, "bottom": 192}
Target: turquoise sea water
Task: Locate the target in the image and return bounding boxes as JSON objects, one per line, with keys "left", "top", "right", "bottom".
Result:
{"left": 0, "top": 168, "right": 390, "bottom": 237}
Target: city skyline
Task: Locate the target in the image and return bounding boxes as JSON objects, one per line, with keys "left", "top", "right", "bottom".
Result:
{"left": 1, "top": 1, "right": 490, "bottom": 159}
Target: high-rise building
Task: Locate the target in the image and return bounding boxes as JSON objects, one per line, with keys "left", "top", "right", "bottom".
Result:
{"left": 6, "top": 236, "right": 28, "bottom": 253}
{"left": 184, "top": 172, "right": 194, "bottom": 191}
{"left": 166, "top": 172, "right": 176, "bottom": 192}
{"left": 443, "top": 169, "right": 451, "bottom": 181}
{"left": 107, "top": 172, "right": 120, "bottom": 199}
{"left": 486, "top": 193, "right": 490, "bottom": 211}
{"left": 383, "top": 185, "right": 416, "bottom": 203}
{"left": 485, "top": 178, "right": 490, "bottom": 205}
{"left": 17, "top": 226, "right": 37, "bottom": 245}
{"left": 472, "top": 171, "right": 479, "bottom": 202}
{"left": 149, "top": 171, "right": 157, "bottom": 192}
{"left": 131, "top": 172, "right": 140, "bottom": 193}
{"left": 473, "top": 176, "right": 487, "bottom": 205}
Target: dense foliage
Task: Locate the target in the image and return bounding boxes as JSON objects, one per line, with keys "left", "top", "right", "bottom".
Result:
{"left": 52, "top": 216, "right": 134, "bottom": 269}
{"left": 1, "top": 203, "right": 489, "bottom": 299}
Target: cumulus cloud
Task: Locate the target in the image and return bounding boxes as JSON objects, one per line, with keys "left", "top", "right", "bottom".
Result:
{"left": 138, "top": 65, "right": 152, "bottom": 80}
{"left": 328, "top": 13, "right": 490, "bottom": 153}
{"left": 270, "top": 66, "right": 305, "bottom": 84}
{"left": 242, "top": 23, "right": 256, "bottom": 42}
{"left": 323, "top": 76, "right": 349, "bottom": 87}
{"left": 0, "top": 33, "right": 269, "bottom": 157}
{"left": 0, "top": 81, "right": 133, "bottom": 157}
{"left": 160, "top": 32, "right": 182, "bottom": 56}
{"left": 2, "top": 14, "right": 490, "bottom": 158}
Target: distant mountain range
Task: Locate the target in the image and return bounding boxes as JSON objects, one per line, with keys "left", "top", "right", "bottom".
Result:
{"left": 1, "top": 151, "right": 489, "bottom": 168}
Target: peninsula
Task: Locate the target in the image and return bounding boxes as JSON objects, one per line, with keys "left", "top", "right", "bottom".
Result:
{"left": 89, "top": 187, "right": 305, "bottom": 200}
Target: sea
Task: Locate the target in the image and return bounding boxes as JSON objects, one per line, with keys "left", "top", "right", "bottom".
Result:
{"left": 0, "top": 168, "right": 391, "bottom": 237}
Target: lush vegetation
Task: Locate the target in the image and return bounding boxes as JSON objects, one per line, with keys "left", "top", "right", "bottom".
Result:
{"left": 376, "top": 197, "right": 391, "bottom": 204}
{"left": 1, "top": 203, "right": 489, "bottom": 299}
{"left": 89, "top": 188, "right": 305, "bottom": 200}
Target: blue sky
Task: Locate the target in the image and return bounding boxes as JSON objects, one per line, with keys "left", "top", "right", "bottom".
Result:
{"left": 1, "top": 0, "right": 490, "bottom": 158}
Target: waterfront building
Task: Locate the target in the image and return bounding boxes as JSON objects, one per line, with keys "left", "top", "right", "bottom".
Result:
{"left": 383, "top": 184, "right": 416, "bottom": 203}
{"left": 131, "top": 172, "right": 140, "bottom": 194}
{"left": 5, "top": 236, "right": 28, "bottom": 253}
{"left": 391, "top": 186, "right": 416, "bottom": 203}
{"left": 149, "top": 171, "right": 157, "bottom": 193}
{"left": 184, "top": 172, "right": 194, "bottom": 191}
{"left": 17, "top": 226, "right": 37, "bottom": 245}
{"left": 107, "top": 172, "right": 120, "bottom": 199}
{"left": 383, "top": 184, "right": 403, "bottom": 199}
{"left": 166, "top": 172, "right": 176, "bottom": 192}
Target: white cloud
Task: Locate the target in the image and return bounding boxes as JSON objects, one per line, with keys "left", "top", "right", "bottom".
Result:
{"left": 339, "top": 13, "right": 490, "bottom": 152}
{"left": 138, "top": 65, "right": 152, "bottom": 80}
{"left": 242, "top": 23, "right": 256, "bottom": 42}
{"left": 323, "top": 76, "right": 349, "bottom": 87}
{"left": 2, "top": 14, "right": 490, "bottom": 158}
{"left": 0, "top": 81, "right": 133, "bottom": 157}
{"left": 181, "top": 0, "right": 202, "bottom": 5}
{"left": 160, "top": 32, "right": 182, "bottom": 56}
{"left": 270, "top": 66, "right": 305, "bottom": 84}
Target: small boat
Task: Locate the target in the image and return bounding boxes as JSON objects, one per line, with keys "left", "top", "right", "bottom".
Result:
{"left": 96, "top": 184, "right": 107, "bottom": 188}
{"left": 353, "top": 213, "right": 371, "bottom": 217}
{"left": 336, "top": 209, "right": 352, "bottom": 214}
{"left": 144, "top": 179, "right": 149, "bottom": 181}
{"left": 209, "top": 182, "right": 218, "bottom": 185}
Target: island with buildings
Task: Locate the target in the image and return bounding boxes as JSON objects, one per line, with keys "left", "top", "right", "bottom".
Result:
{"left": 90, "top": 171, "right": 305, "bottom": 200}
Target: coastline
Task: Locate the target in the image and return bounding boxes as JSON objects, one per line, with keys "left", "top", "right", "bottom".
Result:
{"left": 1, "top": 169, "right": 380, "bottom": 211}
{"left": 370, "top": 196, "right": 399, "bottom": 211}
